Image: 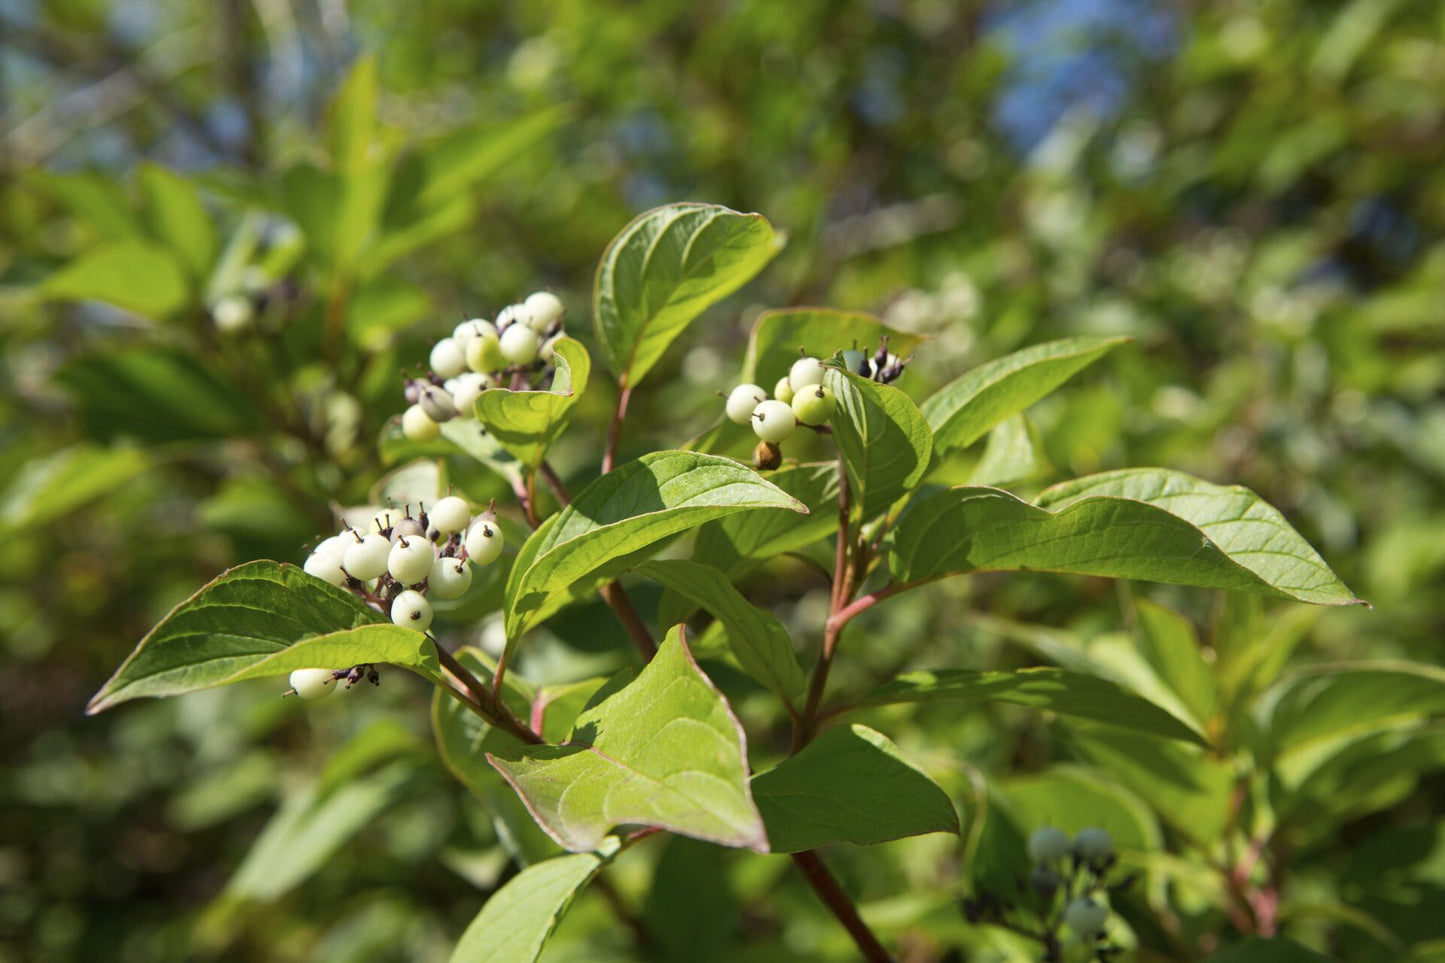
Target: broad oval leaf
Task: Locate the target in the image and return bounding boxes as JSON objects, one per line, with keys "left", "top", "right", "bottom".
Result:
{"left": 890, "top": 475, "right": 1361, "bottom": 606}
{"left": 593, "top": 203, "right": 780, "bottom": 388}
{"left": 852, "top": 667, "right": 1205, "bottom": 745}
{"left": 1256, "top": 661, "right": 1445, "bottom": 761}
{"left": 488, "top": 626, "right": 768, "bottom": 853}
{"left": 449, "top": 850, "right": 611, "bottom": 963}
{"left": 826, "top": 368, "right": 933, "bottom": 520}
{"left": 138, "top": 164, "right": 216, "bottom": 279}
{"left": 922, "top": 336, "right": 1129, "bottom": 460}
{"left": 504, "top": 451, "right": 806, "bottom": 639}
{"left": 751, "top": 724, "right": 958, "bottom": 852}
{"left": 741, "top": 307, "right": 924, "bottom": 392}
{"left": 473, "top": 338, "right": 590, "bottom": 470}
{"left": 87, "top": 561, "right": 442, "bottom": 713}
{"left": 1035, "top": 469, "right": 1362, "bottom": 605}
{"left": 636, "top": 559, "right": 805, "bottom": 701}
{"left": 42, "top": 239, "right": 191, "bottom": 320}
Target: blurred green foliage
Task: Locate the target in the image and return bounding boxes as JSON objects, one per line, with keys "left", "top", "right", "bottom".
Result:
{"left": 1, "top": 0, "right": 1442, "bottom": 960}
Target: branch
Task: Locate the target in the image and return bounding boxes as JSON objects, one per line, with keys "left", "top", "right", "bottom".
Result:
{"left": 599, "top": 581, "right": 658, "bottom": 661}
{"left": 602, "top": 381, "right": 632, "bottom": 474}
{"left": 434, "top": 641, "right": 543, "bottom": 745}
{"left": 790, "top": 851, "right": 893, "bottom": 963}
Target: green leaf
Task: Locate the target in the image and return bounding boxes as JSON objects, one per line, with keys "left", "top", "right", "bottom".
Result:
{"left": 348, "top": 277, "right": 433, "bottom": 348}
{"left": 54, "top": 347, "right": 263, "bottom": 444}
{"left": 1134, "top": 599, "right": 1217, "bottom": 730}
{"left": 138, "top": 163, "right": 216, "bottom": 278}
{"left": 852, "top": 668, "right": 1205, "bottom": 745}
{"left": 751, "top": 724, "right": 958, "bottom": 852}
{"left": 1035, "top": 469, "right": 1364, "bottom": 605}
{"left": 689, "top": 461, "right": 840, "bottom": 574}
{"left": 449, "top": 850, "right": 611, "bottom": 963}
{"left": 87, "top": 561, "right": 442, "bottom": 713}
{"left": 826, "top": 368, "right": 933, "bottom": 519}
{"left": 1258, "top": 661, "right": 1445, "bottom": 760}
{"left": 635, "top": 559, "right": 805, "bottom": 701}
{"left": 0, "top": 444, "right": 149, "bottom": 531}
{"left": 504, "top": 450, "right": 805, "bottom": 640}
{"left": 968, "top": 414, "right": 1045, "bottom": 487}
{"left": 328, "top": 55, "right": 378, "bottom": 175}
{"left": 488, "top": 626, "right": 768, "bottom": 853}
{"left": 1201, "top": 936, "right": 1336, "bottom": 963}
{"left": 41, "top": 239, "right": 191, "bottom": 320}
{"left": 30, "top": 170, "right": 143, "bottom": 239}
{"left": 474, "top": 339, "right": 590, "bottom": 470}
{"left": 594, "top": 203, "right": 780, "bottom": 388}
{"left": 890, "top": 476, "right": 1361, "bottom": 606}
{"left": 740, "top": 308, "right": 924, "bottom": 392}
{"left": 922, "top": 337, "right": 1129, "bottom": 460}
{"left": 432, "top": 648, "right": 535, "bottom": 798}
{"left": 1001, "top": 765, "right": 1162, "bottom": 854}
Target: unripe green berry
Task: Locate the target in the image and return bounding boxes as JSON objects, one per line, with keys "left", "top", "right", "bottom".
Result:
{"left": 773, "top": 376, "right": 795, "bottom": 405}
{"left": 466, "top": 332, "right": 505, "bottom": 373}
{"left": 289, "top": 667, "right": 337, "bottom": 700}
{"left": 402, "top": 404, "right": 439, "bottom": 442}
{"left": 791, "top": 384, "right": 836, "bottom": 426}
{"left": 429, "top": 556, "right": 473, "bottom": 600}
{"left": 429, "top": 496, "right": 471, "bottom": 535}
{"left": 391, "top": 590, "right": 433, "bottom": 632}
{"left": 465, "top": 519, "right": 504, "bottom": 565}
{"left": 1074, "top": 827, "right": 1114, "bottom": 862}
{"left": 500, "top": 324, "right": 541, "bottom": 365}
{"left": 524, "top": 290, "right": 564, "bottom": 329}
{"left": 722, "top": 381, "right": 768, "bottom": 425}
{"left": 752, "top": 399, "right": 797, "bottom": 443}
{"left": 430, "top": 337, "right": 468, "bottom": 379}
{"left": 303, "top": 548, "right": 348, "bottom": 586}
{"left": 789, "top": 356, "right": 826, "bottom": 390}
{"left": 388, "top": 535, "right": 435, "bottom": 585}
{"left": 725, "top": 384, "right": 768, "bottom": 425}
{"left": 1064, "top": 897, "right": 1108, "bottom": 938}
{"left": 1028, "top": 826, "right": 1072, "bottom": 864}
{"left": 343, "top": 533, "right": 391, "bottom": 580}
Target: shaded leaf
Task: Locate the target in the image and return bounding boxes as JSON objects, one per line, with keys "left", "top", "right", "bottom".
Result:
{"left": 1002, "top": 765, "right": 1162, "bottom": 853}
{"left": 328, "top": 55, "right": 378, "bottom": 175}
{"left": 0, "top": 444, "right": 149, "bottom": 531}
{"left": 474, "top": 338, "right": 590, "bottom": 470}
{"left": 488, "top": 626, "right": 767, "bottom": 853}
{"left": 1134, "top": 599, "right": 1217, "bottom": 730}
{"left": 41, "top": 239, "right": 191, "bottom": 320}
{"left": 752, "top": 724, "right": 958, "bottom": 852}
{"left": 594, "top": 203, "right": 779, "bottom": 387}
{"left": 139, "top": 163, "right": 216, "bottom": 278}
{"left": 504, "top": 451, "right": 805, "bottom": 639}
{"left": 922, "top": 336, "right": 1128, "bottom": 460}
{"left": 30, "top": 170, "right": 143, "bottom": 239}
{"left": 635, "top": 559, "right": 805, "bottom": 701}
{"left": 88, "top": 561, "right": 442, "bottom": 713}
{"left": 968, "top": 414, "right": 1046, "bottom": 487}
{"left": 826, "top": 368, "right": 933, "bottom": 519}
{"left": 853, "top": 668, "right": 1205, "bottom": 745}
{"left": 1258, "top": 661, "right": 1445, "bottom": 760}
{"left": 1201, "top": 936, "right": 1336, "bottom": 963}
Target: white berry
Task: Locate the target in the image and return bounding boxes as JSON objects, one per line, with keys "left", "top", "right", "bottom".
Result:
{"left": 453, "top": 318, "right": 497, "bottom": 346}
{"left": 752, "top": 399, "right": 797, "bottom": 443}
{"left": 430, "top": 338, "right": 468, "bottom": 379}
{"left": 1027, "top": 826, "right": 1071, "bottom": 865}
{"left": 391, "top": 590, "right": 433, "bottom": 632}
{"left": 429, "top": 556, "right": 474, "bottom": 600}
{"left": 212, "top": 295, "right": 253, "bottom": 333}
{"left": 773, "top": 376, "right": 794, "bottom": 405}
{"left": 303, "top": 549, "right": 348, "bottom": 587}
{"left": 429, "top": 496, "right": 471, "bottom": 535}
{"left": 725, "top": 384, "right": 768, "bottom": 425}
{"left": 289, "top": 668, "right": 336, "bottom": 701}
{"left": 500, "top": 324, "right": 541, "bottom": 365}
{"left": 789, "top": 356, "right": 826, "bottom": 390}
{"left": 1064, "top": 897, "right": 1108, "bottom": 937}
{"left": 465, "top": 519, "right": 504, "bottom": 565}
{"left": 1074, "top": 827, "right": 1114, "bottom": 862}
{"left": 388, "top": 535, "right": 435, "bottom": 585}
{"left": 401, "top": 404, "right": 439, "bottom": 442}
{"left": 452, "top": 373, "right": 486, "bottom": 415}
{"left": 524, "top": 290, "right": 564, "bottom": 329}
{"left": 343, "top": 533, "right": 391, "bottom": 581}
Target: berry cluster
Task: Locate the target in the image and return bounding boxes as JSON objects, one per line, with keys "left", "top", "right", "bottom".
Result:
{"left": 400, "top": 290, "right": 568, "bottom": 442}
{"left": 964, "top": 826, "right": 1133, "bottom": 962}
{"left": 289, "top": 496, "right": 505, "bottom": 700}
{"left": 725, "top": 339, "right": 909, "bottom": 470}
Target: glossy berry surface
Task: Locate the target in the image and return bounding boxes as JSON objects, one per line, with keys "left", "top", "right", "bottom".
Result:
{"left": 725, "top": 384, "right": 767, "bottom": 424}
{"left": 789, "top": 356, "right": 826, "bottom": 390}
{"left": 773, "top": 376, "right": 794, "bottom": 405}
{"left": 465, "top": 519, "right": 504, "bottom": 564}
{"left": 388, "top": 535, "right": 435, "bottom": 585}
{"left": 466, "top": 332, "right": 505, "bottom": 373}
{"left": 500, "top": 324, "right": 541, "bottom": 365}
{"left": 342, "top": 533, "right": 391, "bottom": 581}
{"left": 524, "top": 290, "right": 564, "bottom": 329}
{"left": 429, "top": 496, "right": 471, "bottom": 535}
{"left": 303, "top": 548, "right": 348, "bottom": 587}
{"left": 429, "top": 556, "right": 473, "bottom": 599}
{"left": 752, "top": 399, "right": 797, "bottom": 443}
{"left": 401, "top": 405, "right": 439, "bottom": 442}
{"left": 391, "top": 590, "right": 433, "bottom": 632}
{"left": 289, "top": 667, "right": 336, "bottom": 701}
{"left": 429, "top": 337, "right": 467, "bottom": 379}
{"left": 791, "top": 384, "right": 836, "bottom": 425}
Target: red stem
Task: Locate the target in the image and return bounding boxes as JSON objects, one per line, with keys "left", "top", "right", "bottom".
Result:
{"left": 790, "top": 851, "right": 893, "bottom": 963}
{"left": 602, "top": 381, "right": 632, "bottom": 474}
